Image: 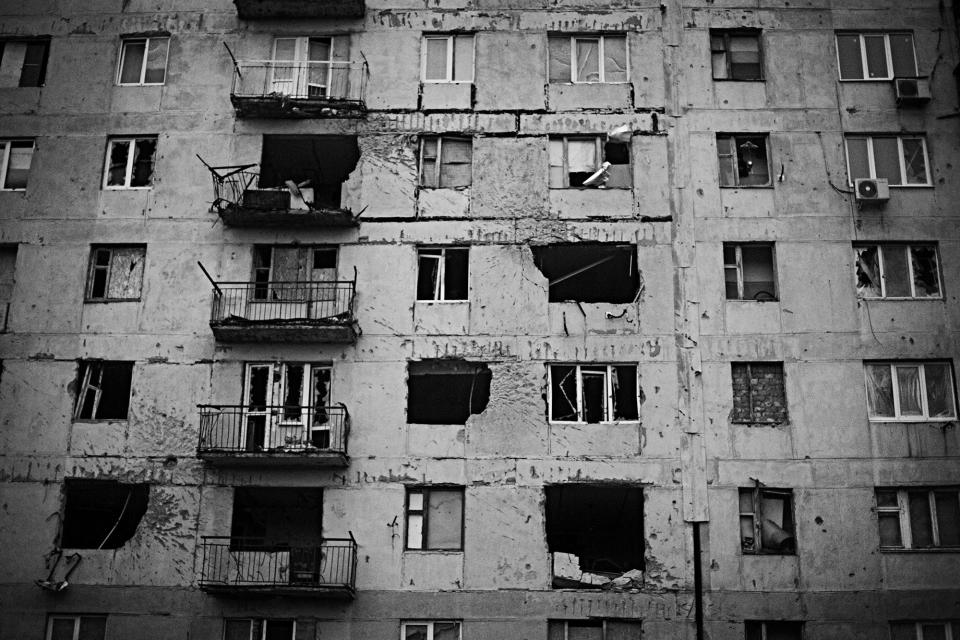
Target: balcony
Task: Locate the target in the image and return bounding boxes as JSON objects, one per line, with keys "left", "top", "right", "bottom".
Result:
{"left": 198, "top": 404, "right": 349, "bottom": 467}
{"left": 210, "top": 280, "right": 357, "bottom": 343}
{"left": 233, "top": 0, "right": 364, "bottom": 19}
{"left": 199, "top": 535, "right": 358, "bottom": 598}
{"left": 231, "top": 60, "right": 366, "bottom": 119}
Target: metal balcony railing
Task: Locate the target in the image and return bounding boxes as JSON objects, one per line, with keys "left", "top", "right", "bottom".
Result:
{"left": 231, "top": 60, "right": 367, "bottom": 112}
{"left": 210, "top": 281, "right": 355, "bottom": 325}
{"left": 198, "top": 404, "right": 349, "bottom": 457}
{"left": 199, "top": 535, "right": 357, "bottom": 596}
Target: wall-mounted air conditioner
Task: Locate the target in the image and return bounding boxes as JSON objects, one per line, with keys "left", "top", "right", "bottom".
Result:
{"left": 854, "top": 178, "right": 890, "bottom": 204}
{"left": 894, "top": 77, "right": 931, "bottom": 105}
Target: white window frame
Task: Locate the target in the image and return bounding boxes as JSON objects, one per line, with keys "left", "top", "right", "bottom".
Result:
{"left": 547, "top": 364, "right": 639, "bottom": 424}
{"left": 566, "top": 34, "right": 630, "bottom": 83}
{"left": 85, "top": 245, "right": 147, "bottom": 302}
{"left": 0, "top": 138, "right": 34, "bottom": 190}
{"left": 844, "top": 135, "right": 931, "bottom": 187}
{"left": 836, "top": 32, "right": 918, "bottom": 81}
{"left": 270, "top": 36, "right": 339, "bottom": 98}
{"left": 864, "top": 361, "right": 957, "bottom": 422}
{"left": 116, "top": 36, "right": 170, "bottom": 86}
{"left": 877, "top": 488, "right": 960, "bottom": 550}
{"left": 854, "top": 243, "right": 942, "bottom": 299}
{"left": 400, "top": 621, "right": 462, "bottom": 640}
{"left": 549, "top": 135, "right": 632, "bottom": 189}
{"left": 421, "top": 34, "right": 474, "bottom": 83}
{"left": 416, "top": 246, "right": 468, "bottom": 302}
{"left": 717, "top": 133, "right": 772, "bottom": 188}
{"left": 223, "top": 618, "right": 297, "bottom": 640}
{"left": 46, "top": 615, "right": 107, "bottom": 640}
{"left": 723, "top": 242, "right": 778, "bottom": 301}
{"left": 892, "top": 622, "right": 960, "bottom": 640}
{"left": 103, "top": 136, "right": 157, "bottom": 189}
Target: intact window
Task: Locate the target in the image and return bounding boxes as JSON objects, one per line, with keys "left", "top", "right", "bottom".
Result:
{"left": 836, "top": 32, "right": 917, "bottom": 80}
{"left": 224, "top": 619, "right": 296, "bottom": 640}
{"left": 844, "top": 134, "right": 930, "bottom": 186}
{"left": 531, "top": 244, "right": 640, "bottom": 303}
{"left": 548, "top": 364, "right": 639, "bottom": 423}
{"left": 420, "top": 137, "right": 472, "bottom": 188}
{"left": 549, "top": 136, "right": 631, "bottom": 188}
{"left": 0, "top": 38, "right": 50, "bottom": 87}
{"left": 876, "top": 488, "right": 960, "bottom": 550}
{"left": 731, "top": 362, "right": 787, "bottom": 424}
{"left": 724, "top": 243, "right": 777, "bottom": 301}
{"left": 864, "top": 361, "right": 957, "bottom": 421}
{"left": 74, "top": 360, "right": 134, "bottom": 421}
{"left": 717, "top": 134, "right": 770, "bottom": 187}
{"left": 61, "top": 478, "right": 149, "bottom": 549}
{"left": 405, "top": 487, "right": 464, "bottom": 550}
{"left": 104, "top": 136, "right": 157, "bottom": 188}
{"left": 745, "top": 621, "right": 803, "bottom": 640}
{"left": 739, "top": 486, "right": 796, "bottom": 554}
{"left": 711, "top": 29, "right": 763, "bottom": 80}
{"left": 854, "top": 244, "right": 941, "bottom": 299}
{"left": 85, "top": 245, "right": 146, "bottom": 302}
{"left": 548, "top": 620, "right": 642, "bottom": 640}
{"left": 422, "top": 34, "right": 474, "bottom": 82}
{"left": 548, "top": 34, "right": 628, "bottom": 83}
{"left": 270, "top": 36, "right": 346, "bottom": 98}
{"left": 890, "top": 622, "right": 960, "bottom": 640}
{"left": 417, "top": 247, "right": 468, "bottom": 301}
{"left": 47, "top": 615, "right": 107, "bottom": 640}
{"left": 117, "top": 36, "right": 169, "bottom": 85}
{"left": 407, "top": 360, "right": 491, "bottom": 424}
{"left": 0, "top": 139, "right": 34, "bottom": 190}
{"left": 402, "top": 621, "right": 462, "bottom": 640}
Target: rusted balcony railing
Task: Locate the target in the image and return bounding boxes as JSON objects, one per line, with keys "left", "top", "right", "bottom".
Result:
{"left": 231, "top": 60, "right": 367, "bottom": 118}
{"left": 199, "top": 535, "right": 357, "bottom": 597}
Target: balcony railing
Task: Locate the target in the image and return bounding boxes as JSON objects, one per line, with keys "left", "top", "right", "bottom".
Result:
{"left": 234, "top": 0, "right": 365, "bottom": 19}
{"left": 199, "top": 535, "right": 357, "bottom": 598}
{"left": 209, "top": 280, "right": 357, "bottom": 343}
{"left": 231, "top": 60, "right": 367, "bottom": 118}
{"left": 198, "top": 404, "right": 349, "bottom": 466}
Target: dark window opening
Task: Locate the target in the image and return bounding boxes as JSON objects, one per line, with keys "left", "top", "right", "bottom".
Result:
{"left": 745, "top": 621, "right": 803, "bottom": 640}
{"left": 0, "top": 38, "right": 50, "bottom": 87}
{"left": 417, "top": 247, "right": 468, "bottom": 301}
{"left": 711, "top": 29, "right": 763, "bottom": 81}
{"left": 739, "top": 486, "right": 795, "bottom": 554}
{"left": 225, "top": 619, "right": 296, "bottom": 640}
{"left": 74, "top": 360, "right": 134, "bottom": 420}
{"left": 48, "top": 616, "right": 107, "bottom": 640}
{"left": 259, "top": 135, "right": 360, "bottom": 209}
{"left": 718, "top": 134, "right": 770, "bottom": 187}
{"left": 549, "top": 364, "right": 639, "bottom": 423}
{"left": 549, "top": 137, "right": 632, "bottom": 189}
{"left": 407, "top": 360, "right": 491, "bottom": 424}
{"left": 230, "top": 487, "right": 322, "bottom": 550}
{"left": 532, "top": 244, "right": 639, "bottom": 303}
{"left": 724, "top": 243, "right": 777, "bottom": 301}
{"left": 61, "top": 479, "right": 149, "bottom": 549}
{"left": 546, "top": 485, "right": 644, "bottom": 589}
{"left": 731, "top": 362, "right": 787, "bottom": 424}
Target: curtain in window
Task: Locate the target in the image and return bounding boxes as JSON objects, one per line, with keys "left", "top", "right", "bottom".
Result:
{"left": 865, "top": 364, "right": 894, "bottom": 417}
{"left": 924, "top": 363, "right": 955, "bottom": 417}
{"left": 895, "top": 365, "right": 922, "bottom": 416}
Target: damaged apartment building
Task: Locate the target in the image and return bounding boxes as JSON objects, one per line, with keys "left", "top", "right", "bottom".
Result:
{"left": 0, "top": 0, "right": 959, "bottom": 639}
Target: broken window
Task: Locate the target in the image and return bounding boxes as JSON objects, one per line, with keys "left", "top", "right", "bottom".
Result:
{"left": 259, "top": 135, "right": 360, "bottom": 209}
{"left": 717, "top": 134, "right": 770, "bottom": 187}
{"left": 104, "top": 136, "right": 157, "bottom": 188}
{"left": 745, "top": 621, "right": 803, "bottom": 640}
{"left": 85, "top": 245, "right": 146, "bottom": 301}
{"left": 225, "top": 619, "right": 296, "bottom": 640}
{"left": 251, "top": 245, "right": 337, "bottom": 302}
{"left": 546, "top": 485, "right": 644, "bottom": 589}
{"left": 239, "top": 362, "right": 334, "bottom": 450}
{"left": 891, "top": 622, "right": 960, "bottom": 640}
{"left": 61, "top": 478, "right": 149, "bottom": 549}
{"left": 405, "top": 487, "right": 464, "bottom": 551}
{"left": 0, "top": 244, "right": 16, "bottom": 330}
{"left": 739, "top": 486, "right": 796, "bottom": 554}
{"left": 422, "top": 34, "right": 474, "bottom": 82}
{"left": 231, "top": 487, "right": 322, "bottom": 550}
{"left": 876, "top": 488, "right": 960, "bottom": 550}
{"left": 406, "top": 360, "right": 491, "bottom": 425}
{"left": 0, "top": 139, "right": 34, "bottom": 190}
{"left": 270, "top": 36, "right": 348, "bottom": 98}
{"left": 711, "top": 29, "right": 763, "bottom": 80}
{"left": 548, "top": 364, "right": 639, "bottom": 423}
{"left": 47, "top": 615, "right": 107, "bottom": 640}
{"left": 532, "top": 244, "right": 639, "bottom": 304}
{"left": 731, "top": 362, "right": 787, "bottom": 424}
{"left": 402, "top": 621, "right": 462, "bottom": 640}
{"left": 73, "top": 360, "right": 134, "bottom": 420}
{"left": 855, "top": 243, "right": 941, "bottom": 299}
{"left": 549, "top": 136, "right": 631, "bottom": 188}
{"left": 836, "top": 32, "right": 917, "bottom": 80}
{"left": 724, "top": 243, "right": 777, "bottom": 301}
{"left": 864, "top": 361, "right": 956, "bottom": 421}
{"left": 117, "top": 36, "right": 169, "bottom": 85}
{"left": 0, "top": 38, "right": 50, "bottom": 87}
{"left": 548, "top": 34, "right": 628, "bottom": 83}
{"left": 417, "top": 247, "right": 468, "bottom": 301}
{"left": 845, "top": 134, "right": 930, "bottom": 186}
{"left": 548, "top": 620, "right": 642, "bottom": 640}
{"left": 419, "top": 137, "right": 472, "bottom": 188}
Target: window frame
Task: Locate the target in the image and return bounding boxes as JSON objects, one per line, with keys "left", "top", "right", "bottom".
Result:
{"left": 864, "top": 361, "right": 957, "bottom": 422}
{"left": 854, "top": 243, "right": 942, "bottom": 300}
{"left": 73, "top": 360, "right": 135, "bottom": 421}
{"left": 890, "top": 621, "right": 960, "bottom": 640}
{"left": 844, "top": 134, "right": 931, "bottom": 187}
{"left": 404, "top": 486, "right": 465, "bottom": 551}
{"left": 723, "top": 242, "right": 778, "bottom": 301}
{"left": 84, "top": 245, "right": 146, "bottom": 302}
{"left": 745, "top": 621, "right": 803, "bottom": 640}
{"left": 416, "top": 246, "right": 469, "bottom": 302}
{"left": 835, "top": 31, "right": 918, "bottom": 81}
{"left": 548, "top": 135, "right": 632, "bottom": 189}
{"left": 400, "top": 621, "right": 463, "bottom": 640}
{"left": 876, "top": 488, "right": 960, "bottom": 551}
{"left": 46, "top": 615, "right": 107, "bottom": 640}
{"left": 717, "top": 133, "right": 772, "bottom": 188}
{"left": 739, "top": 487, "right": 796, "bottom": 555}
{"left": 223, "top": 618, "right": 297, "bottom": 640}
{"left": 0, "top": 37, "right": 50, "bottom": 87}
{"left": 548, "top": 619, "right": 643, "bottom": 640}
{"left": 710, "top": 28, "right": 764, "bottom": 81}
{"left": 103, "top": 136, "right": 158, "bottom": 189}
{"left": 421, "top": 34, "right": 474, "bottom": 83}
{"left": 552, "top": 34, "right": 630, "bottom": 84}
{"left": 0, "top": 138, "right": 34, "bottom": 190}
{"left": 418, "top": 136, "right": 473, "bottom": 189}
{"left": 547, "top": 363, "right": 641, "bottom": 424}
{"left": 116, "top": 36, "right": 170, "bottom": 86}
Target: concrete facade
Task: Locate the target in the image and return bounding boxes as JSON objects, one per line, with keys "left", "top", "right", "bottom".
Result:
{"left": 0, "top": 1, "right": 958, "bottom": 639}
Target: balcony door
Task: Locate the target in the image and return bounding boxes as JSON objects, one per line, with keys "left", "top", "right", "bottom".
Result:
{"left": 252, "top": 245, "right": 339, "bottom": 315}
{"left": 271, "top": 37, "right": 346, "bottom": 99}
{"left": 243, "top": 362, "right": 333, "bottom": 451}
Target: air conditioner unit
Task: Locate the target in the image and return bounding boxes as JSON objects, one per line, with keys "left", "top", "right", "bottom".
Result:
{"left": 894, "top": 77, "right": 931, "bottom": 105}
{"left": 854, "top": 178, "right": 890, "bottom": 204}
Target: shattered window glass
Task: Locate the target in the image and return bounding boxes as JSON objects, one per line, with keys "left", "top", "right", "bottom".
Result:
{"left": 854, "top": 245, "right": 881, "bottom": 297}
{"left": 865, "top": 362, "right": 956, "bottom": 420}
{"left": 855, "top": 244, "right": 941, "bottom": 299}
{"left": 549, "top": 34, "right": 627, "bottom": 83}
{"left": 549, "top": 364, "right": 639, "bottom": 423}
{"left": 104, "top": 136, "right": 157, "bottom": 188}
{"left": 86, "top": 245, "right": 146, "bottom": 301}
{"left": 739, "top": 487, "right": 795, "bottom": 554}
{"left": 74, "top": 360, "right": 134, "bottom": 420}
{"left": 878, "top": 488, "right": 960, "bottom": 551}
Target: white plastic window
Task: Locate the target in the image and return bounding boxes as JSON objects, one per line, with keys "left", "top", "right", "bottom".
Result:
{"left": 422, "top": 34, "right": 474, "bottom": 82}
{"left": 117, "top": 37, "right": 169, "bottom": 85}
{"left": 854, "top": 244, "right": 941, "bottom": 299}
{"left": 548, "top": 34, "right": 628, "bottom": 83}
{"left": 864, "top": 362, "right": 957, "bottom": 421}
{"left": 104, "top": 137, "right": 157, "bottom": 188}
{"left": 845, "top": 135, "right": 930, "bottom": 186}
{"left": 836, "top": 32, "right": 917, "bottom": 80}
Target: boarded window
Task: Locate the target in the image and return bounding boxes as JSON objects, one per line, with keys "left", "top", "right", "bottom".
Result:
{"left": 549, "top": 136, "right": 631, "bottom": 188}
{"left": 717, "top": 134, "right": 770, "bottom": 187}
{"left": 85, "top": 245, "right": 146, "bottom": 301}
{"left": 865, "top": 361, "right": 956, "bottom": 421}
{"left": 1, "top": 139, "right": 34, "bottom": 189}
{"left": 61, "top": 479, "right": 149, "bottom": 549}
{"left": 416, "top": 247, "right": 468, "bottom": 300}
{"left": 74, "top": 360, "right": 134, "bottom": 420}
{"left": 531, "top": 244, "right": 640, "bottom": 303}
{"left": 844, "top": 135, "right": 930, "bottom": 186}
{"left": 876, "top": 487, "right": 960, "bottom": 550}
{"left": 259, "top": 135, "right": 360, "bottom": 208}
{"left": 406, "top": 487, "right": 464, "bottom": 550}
{"left": 724, "top": 243, "right": 777, "bottom": 301}
{"left": 420, "top": 137, "right": 472, "bottom": 188}
{"left": 47, "top": 616, "right": 107, "bottom": 640}
{"left": 855, "top": 243, "right": 941, "bottom": 299}
{"left": 711, "top": 29, "right": 763, "bottom": 80}
{"left": 117, "top": 37, "right": 169, "bottom": 85}
{"left": 731, "top": 362, "right": 787, "bottom": 424}
{"left": 422, "top": 34, "right": 474, "bottom": 82}
{"left": 548, "top": 364, "right": 639, "bottom": 423}
{"left": 739, "top": 486, "right": 795, "bottom": 554}
{"left": 0, "top": 38, "right": 50, "bottom": 87}
{"left": 548, "top": 34, "right": 628, "bottom": 83}
{"left": 836, "top": 32, "right": 917, "bottom": 80}
{"left": 407, "top": 360, "right": 491, "bottom": 424}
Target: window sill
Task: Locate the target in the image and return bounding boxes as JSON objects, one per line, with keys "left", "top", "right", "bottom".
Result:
{"left": 549, "top": 420, "right": 640, "bottom": 425}
{"left": 839, "top": 78, "right": 898, "bottom": 82}
{"left": 879, "top": 547, "right": 960, "bottom": 553}
{"left": 116, "top": 82, "right": 165, "bottom": 87}
{"left": 868, "top": 417, "right": 957, "bottom": 423}
{"left": 550, "top": 81, "right": 631, "bottom": 85}
{"left": 742, "top": 551, "right": 796, "bottom": 557}
{"left": 103, "top": 186, "right": 153, "bottom": 191}
{"left": 72, "top": 418, "right": 129, "bottom": 424}
{"left": 846, "top": 183, "right": 933, "bottom": 189}
{"left": 418, "top": 186, "right": 471, "bottom": 191}
{"left": 719, "top": 184, "right": 774, "bottom": 189}
{"left": 712, "top": 78, "right": 765, "bottom": 82}
{"left": 421, "top": 80, "right": 473, "bottom": 85}
{"left": 84, "top": 298, "right": 142, "bottom": 303}
{"left": 415, "top": 299, "right": 469, "bottom": 304}
{"left": 726, "top": 298, "right": 779, "bottom": 303}
{"left": 548, "top": 186, "right": 632, "bottom": 191}
{"left": 731, "top": 421, "right": 789, "bottom": 427}
{"left": 404, "top": 549, "right": 463, "bottom": 554}
{"left": 0, "top": 188, "right": 27, "bottom": 192}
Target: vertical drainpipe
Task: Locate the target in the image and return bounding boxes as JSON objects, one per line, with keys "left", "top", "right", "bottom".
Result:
{"left": 693, "top": 522, "right": 704, "bottom": 640}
